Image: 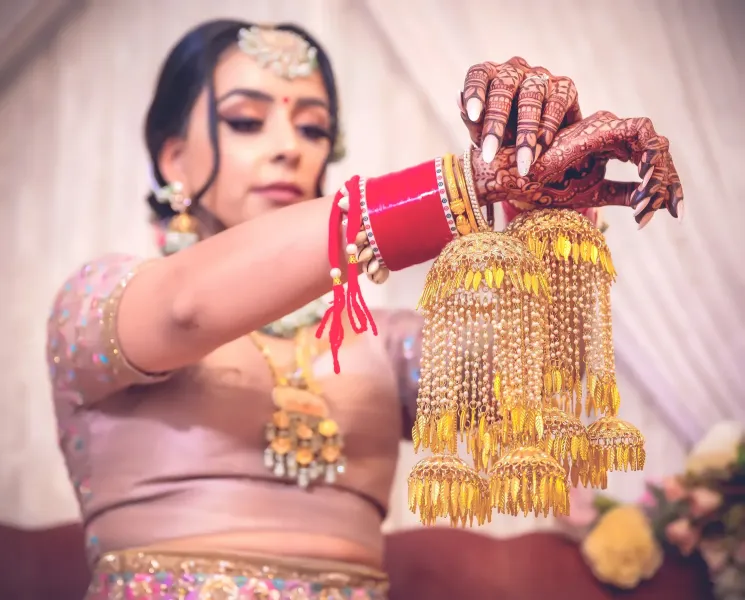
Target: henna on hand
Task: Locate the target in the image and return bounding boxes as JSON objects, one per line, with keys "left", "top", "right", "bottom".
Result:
{"left": 460, "top": 57, "right": 582, "bottom": 173}
{"left": 468, "top": 111, "right": 684, "bottom": 224}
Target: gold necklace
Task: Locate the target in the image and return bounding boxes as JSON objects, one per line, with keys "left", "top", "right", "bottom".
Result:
{"left": 250, "top": 329, "right": 345, "bottom": 488}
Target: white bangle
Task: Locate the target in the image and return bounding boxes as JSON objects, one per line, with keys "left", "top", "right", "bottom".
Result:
{"left": 463, "top": 146, "right": 490, "bottom": 232}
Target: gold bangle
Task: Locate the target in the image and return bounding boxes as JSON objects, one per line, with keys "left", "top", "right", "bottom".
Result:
{"left": 442, "top": 153, "right": 472, "bottom": 236}
{"left": 453, "top": 154, "right": 481, "bottom": 233}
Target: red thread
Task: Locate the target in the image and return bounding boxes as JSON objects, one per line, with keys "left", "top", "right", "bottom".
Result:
{"left": 365, "top": 160, "right": 454, "bottom": 271}
{"left": 315, "top": 186, "right": 347, "bottom": 374}
{"left": 346, "top": 178, "right": 377, "bottom": 336}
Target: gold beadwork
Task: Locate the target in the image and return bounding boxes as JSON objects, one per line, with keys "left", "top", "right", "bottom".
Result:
{"left": 410, "top": 231, "right": 557, "bottom": 525}
{"left": 505, "top": 209, "right": 619, "bottom": 417}
{"left": 488, "top": 446, "right": 570, "bottom": 517}
{"left": 587, "top": 416, "right": 646, "bottom": 489}
{"left": 407, "top": 454, "right": 491, "bottom": 527}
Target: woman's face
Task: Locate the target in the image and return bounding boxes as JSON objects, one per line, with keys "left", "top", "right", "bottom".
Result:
{"left": 159, "top": 43, "right": 332, "bottom": 228}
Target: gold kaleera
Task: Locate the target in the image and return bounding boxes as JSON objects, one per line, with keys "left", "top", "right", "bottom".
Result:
{"left": 413, "top": 232, "right": 552, "bottom": 464}
{"left": 408, "top": 454, "right": 491, "bottom": 527}
{"left": 540, "top": 405, "right": 590, "bottom": 487}
{"left": 505, "top": 209, "right": 619, "bottom": 418}
{"left": 586, "top": 416, "right": 646, "bottom": 489}
{"left": 488, "top": 445, "right": 570, "bottom": 517}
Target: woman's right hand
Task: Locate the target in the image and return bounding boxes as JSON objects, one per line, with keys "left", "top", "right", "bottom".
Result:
{"left": 471, "top": 111, "right": 684, "bottom": 227}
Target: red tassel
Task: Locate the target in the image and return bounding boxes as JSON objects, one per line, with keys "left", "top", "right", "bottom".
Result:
{"left": 315, "top": 185, "right": 347, "bottom": 374}
{"left": 346, "top": 178, "right": 377, "bottom": 336}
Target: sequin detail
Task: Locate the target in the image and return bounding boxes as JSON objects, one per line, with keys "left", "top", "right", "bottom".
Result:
{"left": 86, "top": 552, "right": 388, "bottom": 600}
{"left": 47, "top": 254, "right": 170, "bottom": 406}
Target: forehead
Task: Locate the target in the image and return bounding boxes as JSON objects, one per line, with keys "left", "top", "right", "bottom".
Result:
{"left": 214, "top": 46, "right": 329, "bottom": 103}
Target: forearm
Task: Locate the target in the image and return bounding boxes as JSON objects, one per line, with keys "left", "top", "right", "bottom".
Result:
{"left": 119, "top": 195, "right": 338, "bottom": 373}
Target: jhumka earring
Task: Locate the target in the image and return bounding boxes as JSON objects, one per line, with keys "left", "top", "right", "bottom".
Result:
{"left": 505, "top": 209, "right": 645, "bottom": 489}
{"left": 408, "top": 231, "right": 571, "bottom": 524}
{"left": 153, "top": 181, "right": 199, "bottom": 255}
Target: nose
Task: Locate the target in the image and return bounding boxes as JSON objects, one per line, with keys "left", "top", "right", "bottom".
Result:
{"left": 268, "top": 114, "right": 301, "bottom": 167}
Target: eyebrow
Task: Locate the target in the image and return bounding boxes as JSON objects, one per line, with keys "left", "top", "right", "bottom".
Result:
{"left": 216, "top": 88, "right": 329, "bottom": 111}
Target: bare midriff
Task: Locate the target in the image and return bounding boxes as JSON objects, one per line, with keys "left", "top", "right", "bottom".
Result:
{"left": 139, "top": 531, "right": 383, "bottom": 569}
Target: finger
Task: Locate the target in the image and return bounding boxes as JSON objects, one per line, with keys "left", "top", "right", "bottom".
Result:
{"left": 459, "top": 90, "right": 482, "bottom": 146}
{"left": 536, "top": 77, "right": 579, "bottom": 154}
{"left": 635, "top": 187, "right": 669, "bottom": 229}
{"left": 462, "top": 63, "right": 495, "bottom": 123}
{"left": 515, "top": 74, "right": 548, "bottom": 176}
{"left": 666, "top": 158, "right": 684, "bottom": 218}
{"left": 482, "top": 63, "right": 524, "bottom": 162}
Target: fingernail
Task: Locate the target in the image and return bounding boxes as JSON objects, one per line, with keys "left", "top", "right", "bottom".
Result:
{"left": 517, "top": 146, "right": 533, "bottom": 176}
{"left": 639, "top": 162, "right": 652, "bottom": 179}
{"left": 466, "top": 98, "right": 483, "bottom": 122}
{"left": 638, "top": 166, "right": 654, "bottom": 191}
{"left": 633, "top": 196, "right": 652, "bottom": 216}
{"left": 481, "top": 135, "right": 498, "bottom": 163}
{"left": 677, "top": 200, "right": 685, "bottom": 222}
{"left": 637, "top": 212, "right": 654, "bottom": 230}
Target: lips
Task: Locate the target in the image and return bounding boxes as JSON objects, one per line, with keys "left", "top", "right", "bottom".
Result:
{"left": 252, "top": 183, "right": 304, "bottom": 205}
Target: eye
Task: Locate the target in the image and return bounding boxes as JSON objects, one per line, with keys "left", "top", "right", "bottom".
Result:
{"left": 299, "top": 125, "right": 331, "bottom": 141}
{"left": 223, "top": 118, "right": 264, "bottom": 133}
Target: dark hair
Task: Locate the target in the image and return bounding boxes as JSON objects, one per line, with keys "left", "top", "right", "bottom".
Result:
{"left": 145, "top": 19, "right": 341, "bottom": 221}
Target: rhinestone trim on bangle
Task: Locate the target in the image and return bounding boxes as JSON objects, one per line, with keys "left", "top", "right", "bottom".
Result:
{"left": 435, "top": 157, "right": 459, "bottom": 238}
{"left": 359, "top": 177, "right": 387, "bottom": 269}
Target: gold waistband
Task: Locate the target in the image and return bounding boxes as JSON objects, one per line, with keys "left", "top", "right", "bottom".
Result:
{"left": 88, "top": 550, "right": 389, "bottom": 599}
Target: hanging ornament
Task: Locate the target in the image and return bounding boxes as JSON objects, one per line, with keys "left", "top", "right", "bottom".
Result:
{"left": 586, "top": 416, "right": 646, "bottom": 489}
{"left": 505, "top": 209, "right": 619, "bottom": 417}
{"left": 540, "top": 405, "right": 590, "bottom": 487}
{"left": 407, "top": 454, "right": 490, "bottom": 527}
{"left": 413, "top": 231, "right": 552, "bottom": 460}
{"left": 488, "top": 446, "right": 570, "bottom": 517}
{"left": 409, "top": 231, "right": 557, "bottom": 525}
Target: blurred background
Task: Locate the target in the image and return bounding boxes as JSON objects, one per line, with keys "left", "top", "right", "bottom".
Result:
{"left": 0, "top": 0, "right": 743, "bottom": 598}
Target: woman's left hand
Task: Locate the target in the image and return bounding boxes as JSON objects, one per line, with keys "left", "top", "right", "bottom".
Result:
{"left": 460, "top": 57, "right": 582, "bottom": 175}
{"left": 471, "top": 111, "right": 684, "bottom": 227}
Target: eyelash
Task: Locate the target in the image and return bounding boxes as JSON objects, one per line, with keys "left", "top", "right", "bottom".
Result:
{"left": 222, "top": 118, "right": 331, "bottom": 141}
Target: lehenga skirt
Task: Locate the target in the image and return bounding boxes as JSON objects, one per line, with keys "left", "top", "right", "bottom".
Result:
{"left": 86, "top": 550, "right": 389, "bottom": 599}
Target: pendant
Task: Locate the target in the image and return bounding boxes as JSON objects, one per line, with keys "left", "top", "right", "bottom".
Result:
{"left": 264, "top": 386, "right": 345, "bottom": 488}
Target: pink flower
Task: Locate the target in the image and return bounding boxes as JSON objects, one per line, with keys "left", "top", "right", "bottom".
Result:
{"left": 665, "top": 518, "right": 700, "bottom": 556}
{"left": 638, "top": 488, "right": 657, "bottom": 508}
{"left": 689, "top": 487, "right": 723, "bottom": 518}
{"left": 561, "top": 485, "right": 599, "bottom": 529}
{"left": 662, "top": 476, "right": 688, "bottom": 503}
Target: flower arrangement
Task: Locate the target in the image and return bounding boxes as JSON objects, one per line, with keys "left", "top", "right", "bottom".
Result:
{"left": 558, "top": 421, "right": 745, "bottom": 599}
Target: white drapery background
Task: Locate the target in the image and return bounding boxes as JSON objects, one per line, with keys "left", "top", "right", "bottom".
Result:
{"left": 0, "top": 0, "right": 742, "bottom": 536}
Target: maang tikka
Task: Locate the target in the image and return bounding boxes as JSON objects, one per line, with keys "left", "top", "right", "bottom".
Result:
{"left": 153, "top": 180, "right": 199, "bottom": 255}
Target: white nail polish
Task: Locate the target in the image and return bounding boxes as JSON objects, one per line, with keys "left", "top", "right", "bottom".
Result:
{"left": 638, "top": 166, "right": 654, "bottom": 191}
{"left": 466, "top": 98, "right": 483, "bottom": 122}
{"left": 482, "top": 135, "right": 498, "bottom": 163}
{"left": 637, "top": 212, "right": 654, "bottom": 230}
{"left": 517, "top": 147, "right": 533, "bottom": 177}
{"left": 633, "top": 196, "right": 651, "bottom": 216}
{"left": 677, "top": 201, "right": 685, "bottom": 222}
